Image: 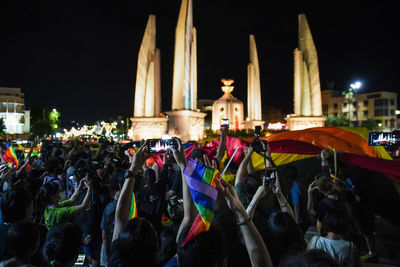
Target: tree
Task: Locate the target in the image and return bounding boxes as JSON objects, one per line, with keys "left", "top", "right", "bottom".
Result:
{"left": 325, "top": 114, "right": 350, "bottom": 127}
{"left": 361, "top": 119, "right": 380, "bottom": 130}
{"left": 30, "top": 106, "right": 52, "bottom": 138}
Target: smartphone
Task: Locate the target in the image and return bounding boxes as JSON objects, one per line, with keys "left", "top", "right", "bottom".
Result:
{"left": 220, "top": 119, "right": 229, "bottom": 128}
{"left": 368, "top": 132, "right": 399, "bottom": 146}
{"left": 264, "top": 167, "right": 276, "bottom": 188}
{"left": 74, "top": 254, "right": 86, "bottom": 266}
{"left": 147, "top": 139, "right": 175, "bottom": 153}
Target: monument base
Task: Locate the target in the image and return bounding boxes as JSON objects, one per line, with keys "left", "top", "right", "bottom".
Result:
{"left": 166, "top": 110, "right": 207, "bottom": 142}
{"left": 130, "top": 117, "right": 169, "bottom": 140}
{"left": 243, "top": 120, "right": 265, "bottom": 131}
{"left": 285, "top": 115, "right": 325, "bottom": 131}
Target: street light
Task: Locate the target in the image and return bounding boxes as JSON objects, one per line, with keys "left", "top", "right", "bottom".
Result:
{"left": 343, "top": 81, "right": 362, "bottom": 126}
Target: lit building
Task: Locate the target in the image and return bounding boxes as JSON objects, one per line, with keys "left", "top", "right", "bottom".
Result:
{"left": 0, "top": 87, "right": 30, "bottom": 138}
{"left": 211, "top": 79, "right": 244, "bottom": 131}
{"left": 321, "top": 89, "right": 398, "bottom": 131}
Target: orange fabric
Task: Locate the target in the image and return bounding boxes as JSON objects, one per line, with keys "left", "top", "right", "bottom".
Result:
{"left": 265, "top": 127, "right": 380, "bottom": 158}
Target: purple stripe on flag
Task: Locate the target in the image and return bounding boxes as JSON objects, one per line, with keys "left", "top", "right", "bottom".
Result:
{"left": 183, "top": 158, "right": 197, "bottom": 177}
{"left": 185, "top": 175, "right": 218, "bottom": 201}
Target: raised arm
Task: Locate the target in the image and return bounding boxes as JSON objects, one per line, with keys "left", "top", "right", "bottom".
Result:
{"left": 171, "top": 137, "right": 197, "bottom": 243}
{"left": 246, "top": 178, "right": 271, "bottom": 219}
{"left": 74, "top": 179, "right": 93, "bottom": 213}
{"left": 112, "top": 142, "right": 149, "bottom": 241}
{"left": 235, "top": 146, "right": 253, "bottom": 186}
{"left": 218, "top": 179, "right": 273, "bottom": 267}
{"left": 214, "top": 126, "right": 228, "bottom": 169}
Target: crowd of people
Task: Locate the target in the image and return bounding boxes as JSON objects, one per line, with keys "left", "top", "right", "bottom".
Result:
{"left": 0, "top": 128, "right": 382, "bottom": 266}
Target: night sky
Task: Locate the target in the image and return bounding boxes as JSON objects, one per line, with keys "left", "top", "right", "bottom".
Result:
{"left": 1, "top": 0, "right": 399, "bottom": 123}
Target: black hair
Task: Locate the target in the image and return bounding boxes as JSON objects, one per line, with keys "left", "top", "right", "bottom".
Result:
{"left": 6, "top": 220, "right": 40, "bottom": 260}
{"left": 279, "top": 249, "right": 340, "bottom": 267}
{"left": 190, "top": 148, "right": 205, "bottom": 160}
{"left": 116, "top": 217, "right": 159, "bottom": 267}
{"left": 144, "top": 168, "right": 156, "bottom": 185}
{"left": 243, "top": 172, "right": 262, "bottom": 196}
{"left": 177, "top": 224, "right": 227, "bottom": 267}
{"left": 265, "top": 211, "right": 306, "bottom": 265}
{"left": 322, "top": 210, "right": 349, "bottom": 235}
{"left": 1, "top": 188, "right": 33, "bottom": 223}
{"left": 42, "top": 223, "right": 82, "bottom": 266}
{"left": 44, "top": 158, "right": 61, "bottom": 174}
{"left": 159, "top": 224, "right": 179, "bottom": 265}
{"left": 37, "top": 181, "right": 59, "bottom": 205}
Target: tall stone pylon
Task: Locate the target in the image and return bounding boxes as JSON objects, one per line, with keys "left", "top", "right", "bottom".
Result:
{"left": 130, "top": 15, "right": 168, "bottom": 140}
{"left": 245, "top": 34, "right": 264, "bottom": 130}
{"left": 171, "top": 0, "right": 197, "bottom": 110}
{"left": 287, "top": 14, "right": 324, "bottom": 130}
{"left": 167, "top": 0, "right": 205, "bottom": 142}
{"left": 293, "top": 14, "right": 322, "bottom": 117}
{"left": 133, "top": 15, "right": 161, "bottom": 117}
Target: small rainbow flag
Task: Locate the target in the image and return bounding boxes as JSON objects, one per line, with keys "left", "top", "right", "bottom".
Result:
{"left": 128, "top": 192, "right": 137, "bottom": 219}
{"left": 182, "top": 158, "right": 219, "bottom": 246}
{"left": 330, "top": 173, "right": 345, "bottom": 184}
{"left": 2, "top": 143, "right": 18, "bottom": 169}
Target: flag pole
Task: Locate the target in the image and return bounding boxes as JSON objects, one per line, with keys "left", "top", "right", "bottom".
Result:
{"left": 221, "top": 147, "right": 240, "bottom": 177}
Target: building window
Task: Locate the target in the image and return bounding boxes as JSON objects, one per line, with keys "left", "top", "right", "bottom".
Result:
{"left": 374, "top": 99, "right": 389, "bottom": 116}
{"left": 353, "top": 112, "right": 357, "bottom": 118}
{"left": 334, "top": 113, "right": 338, "bottom": 117}
{"left": 322, "top": 104, "right": 328, "bottom": 115}
{"left": 363, "top": 110, "right": 368, "bottom": 117}
{"left": 391, "top": 109, "right": 395, "bottom": 116}
{"left": 333, "top": 103, "right": 338, "bottom": 109}
{"left": 390, "top": 119, "right": 395, "bottom": 127}
{"left": 385, "top": 120, "right": 388, "bottom": 126}
{"left": 220, "top": 107, "right": 224, "bottom": 112}
{"left": 343, "top": 112, "right": 348, "bottom": 117}
{"left": 390, "top": 99, "right": 395, "bottom": 105}
{"left": 363, "top": 100, "right": 368, "bottom": 107}
{"left": 353, "top": 102, "right": 357, "bottom": 108}
{"left": 343, "top": 103, "right": 347, "bottom": 108}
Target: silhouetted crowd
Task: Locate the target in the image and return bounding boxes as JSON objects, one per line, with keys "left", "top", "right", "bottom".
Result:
{"left": 0, "top": 129, "right": 383, "bottom": 267}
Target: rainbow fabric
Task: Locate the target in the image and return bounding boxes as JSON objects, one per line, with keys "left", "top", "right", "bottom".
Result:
{"left": 2, "top": 143, "right": 18, "bottom": 169}
{"left": 330, "top": 173, "right": 345, "bottom": 184}
{"left": 182, "top": 158, "right": 219, "bottom": 247}
{"left": 128, "top": 192, "right": 137, "bottom": 219}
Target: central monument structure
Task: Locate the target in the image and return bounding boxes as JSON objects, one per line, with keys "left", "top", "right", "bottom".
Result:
{"left": 166, "top": 0, "right": 206, "bottom": 142}
{"left": 286, "top": 14, "right": 325, "bottom": 130}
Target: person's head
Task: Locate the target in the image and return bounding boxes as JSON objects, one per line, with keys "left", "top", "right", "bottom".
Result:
{"left": 190, "top": 148, "right": 206, "bottom": 164}
{"left": 243, "top": 172, "right": 262, "bottom": 196}
{"left": 144, "top": 168, "right": 156, "bottom": 187}
{"left": 279, "top": 249, "right": 340, "bottom": 267}
{"left": 1, "top": 188, "right": 33, "bottom": 223}
{"left": 159, "top": 225, "right": 179, "bottom": 265}
{"left": 322, "top": 210, "right": 348, "bottom": 236}
{"left": 6, "top": 221, "right": 40, "bottom": 261}
{"left": 113, "top": 217, "right": 159, "bottom": 267}
{"left": 177, "top": 224, "right": 227, "bottom": 267}
{"left": 44, "top": 159, "right": 63, "bottom": 175}
{"left": 282, "top": 165, "right": 298, "bottom": 182}
{"left": 265, "top": 211, "right": 305, "bottom": 265}
{"left": 42, "top": 223, "right": 82, "bottom": 267}
{"left": 315, "top": 175, "right": 336, "bottom": 196}
{"left": 37, "top": 181, "right": 61, "bottom": 206}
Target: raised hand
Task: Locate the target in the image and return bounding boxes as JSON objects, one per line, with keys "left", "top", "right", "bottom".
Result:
{"left": 171, "top": 137, "right": 186, "bottom": 169}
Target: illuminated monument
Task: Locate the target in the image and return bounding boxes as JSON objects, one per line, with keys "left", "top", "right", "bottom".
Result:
{"left": 245, "top": 34, "right": 264, "bottom": 129}
{"left": 286, "top": 14, "right": 325, "bottom": 130}
{"left": 166, "top": 0, "right": 206, "bottom": 142}
{"left": 130, "top": 15, "right": 168, "bottom": 140}
{"left": 211, "top": 79, "right": 244, "bottom": 131}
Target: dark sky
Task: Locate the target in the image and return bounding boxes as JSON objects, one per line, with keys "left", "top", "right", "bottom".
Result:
{"left": 1, "top": 0, "right": 399, "bottom": 123}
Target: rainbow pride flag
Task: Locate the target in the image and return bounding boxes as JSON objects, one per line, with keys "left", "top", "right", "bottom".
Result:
{"left": 2, "top": 143, "right": 18, "bottom": 169}
{"left": 128, "top": 192, "right": 137, "bottom": 219}
{"left": 182, "top": 158, "right": 219, "bottom": 246}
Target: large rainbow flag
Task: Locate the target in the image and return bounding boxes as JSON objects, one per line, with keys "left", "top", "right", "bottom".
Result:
{"left": 2, "top": 142, "right": 18, "bottom": 169}
{"left": 181, "top": 158, "right": 219, "bottom": 246}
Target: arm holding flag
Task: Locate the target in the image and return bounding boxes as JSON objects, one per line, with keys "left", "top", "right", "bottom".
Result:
{"left": 112, "top": 141, "right": 149, "bottom": 241}
{"left": 171, "top": 137, "right": 198, "bottom": 243}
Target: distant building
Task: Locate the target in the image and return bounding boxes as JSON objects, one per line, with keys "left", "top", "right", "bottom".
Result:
{"left": 321, "top": 89, "right": 397, "bottom": 131}
{"left": 0, "top": 87, "right": 30, "bottom": 138}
